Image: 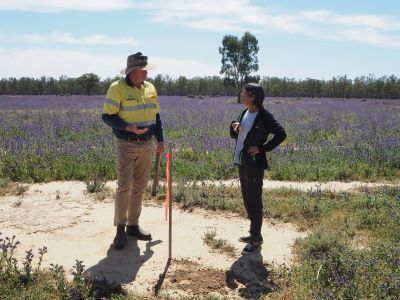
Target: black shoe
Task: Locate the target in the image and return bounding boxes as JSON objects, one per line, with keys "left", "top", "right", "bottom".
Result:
{"left": 113, "top": 225, "right": 126, "bottom": 250}
{"left": 241, "top": 239, "right": 263, "bottom": 255}
{"left": 126, "top": 225, "right": 152, "bottom": 241}
{"left": 239, "top": 235, "right": 263, "bottom": 243}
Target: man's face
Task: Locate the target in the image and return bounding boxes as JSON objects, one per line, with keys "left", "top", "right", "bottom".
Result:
{"left": 129, "top": 68, "right": 148, "bottom": 86}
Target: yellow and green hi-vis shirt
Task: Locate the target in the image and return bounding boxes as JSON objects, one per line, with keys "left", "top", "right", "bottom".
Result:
{"left": 103, "top": 79, "right": 159, "bottom": 127}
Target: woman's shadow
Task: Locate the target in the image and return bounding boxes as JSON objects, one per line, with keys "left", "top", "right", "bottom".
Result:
{"left": 226, "top": 251, "right": 277, "bottom": 299}
{"left": 84, "top": 237, "right": 162, "bottom": 287}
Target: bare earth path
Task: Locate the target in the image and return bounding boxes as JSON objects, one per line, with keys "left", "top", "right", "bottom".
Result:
{"left": 0, "top": 180, "right": 396, "bottom": 298}
{"left": 192, "top": 178, "right": 396, "bottom": 191}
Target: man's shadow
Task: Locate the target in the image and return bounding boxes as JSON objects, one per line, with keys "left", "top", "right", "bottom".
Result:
{"left": 226, "top": 251, "right": 277, "bottom": 299}
{"left": 84, "top": 237, "right": 162, "bottom": 296}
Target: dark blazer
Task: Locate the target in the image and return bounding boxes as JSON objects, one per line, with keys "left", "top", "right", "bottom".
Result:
{"left": 230, "top": 108, "right": 286, "bottom": 169}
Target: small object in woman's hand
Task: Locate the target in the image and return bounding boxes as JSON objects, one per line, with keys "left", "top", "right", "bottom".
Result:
{"left": 233, "top": 122, "right": 240, "bottom": 133}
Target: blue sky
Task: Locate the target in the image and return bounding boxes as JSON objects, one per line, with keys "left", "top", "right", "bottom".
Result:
{"left": 1, "top": 0, "right": 400, "bottom": 80}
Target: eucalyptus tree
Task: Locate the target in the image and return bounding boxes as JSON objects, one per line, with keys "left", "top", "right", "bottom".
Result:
{"left": 219, "top": 32, "right": 259, "bottom": 103}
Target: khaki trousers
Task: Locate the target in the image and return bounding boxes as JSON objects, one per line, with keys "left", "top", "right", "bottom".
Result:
{"left": 114, "top": 138, "right": 152, "bottom": 226}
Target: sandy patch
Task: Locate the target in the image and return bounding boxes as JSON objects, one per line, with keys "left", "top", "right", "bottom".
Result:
{"left": 191, "top": 178, "right": 396, "bottom": 192}
{"left": 3, "top": 178, "right": 396, "bottom": 297}
{"left": 0, "top": 180, "right": 310, "bottom": 298}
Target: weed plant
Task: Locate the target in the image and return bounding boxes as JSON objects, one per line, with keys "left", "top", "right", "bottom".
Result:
{"left": 202, "top": 230, "right": 237, "bottom": 257}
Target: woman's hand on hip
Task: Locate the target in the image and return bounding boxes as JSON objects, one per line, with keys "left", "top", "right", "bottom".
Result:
{"left": 247, "top": 146, "right": 260, "bottom": 156}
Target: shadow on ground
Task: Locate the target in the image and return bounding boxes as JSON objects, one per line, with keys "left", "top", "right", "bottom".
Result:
{"left": 226, "top": 251, "right": 277, "bottom": 299}
{"left": 84, "top": 237, "right": 162, "bottom": 297}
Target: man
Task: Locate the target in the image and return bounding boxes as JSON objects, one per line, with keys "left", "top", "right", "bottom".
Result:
{"left": 102, "top": 52, "right": 164, "bottom": 250}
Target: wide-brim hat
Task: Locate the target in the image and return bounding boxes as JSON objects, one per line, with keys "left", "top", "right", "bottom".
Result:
{"left": 120, "top": 52, "right": 156, "bottom": 75}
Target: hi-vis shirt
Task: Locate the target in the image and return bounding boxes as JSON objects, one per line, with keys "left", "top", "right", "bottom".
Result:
{"left": 103, "top": 79, "right": 159, "bottom": 127}
{"left": 102, "top": 79, "right": 164, "bottom": 141}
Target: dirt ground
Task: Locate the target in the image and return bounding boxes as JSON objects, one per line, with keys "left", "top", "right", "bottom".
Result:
{"left": 1, "top": 179, "right": 392, "bottom": 298}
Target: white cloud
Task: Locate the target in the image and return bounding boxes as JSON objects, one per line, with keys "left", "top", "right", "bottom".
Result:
{"left": 1, "top": 0, "right": 400, "bottom": 51}
{"left": 330, "top": 28, "right": 400, "bottom": 48}
{"left": 266, "top": 15, "right": 314, "bottom": 35}
{"left": 137, "top": 0, "right": 400, "bottom": 48}
{"left": 299, "top": 10, "right": 400, "bottom": 31}
{"left": 169, "top": 18, "right": 248, "bottom": 32}
{"left": 0, "top": 48, "right": 120, "bottom": 79}
{"left": 0, "top": 0, "right": 133, "bottom": 12}
{"left": 0, "top": 47, "right": 219, "bottom": 79}
{"left": 0, "top": 32, "right": 137, "bottom": 46}
{"left": 151, "top": 56, "right": 219, "bottom": 78}
{"left": 139, "top": 0, "right": 273, "bottom": 32}
{"left": 296, "top": 10, "right": 400, "bottom": 48}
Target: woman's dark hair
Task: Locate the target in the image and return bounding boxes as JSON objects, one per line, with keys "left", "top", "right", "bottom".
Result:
{"left": 243, "top": 83, "right": 265, "bottom": 109}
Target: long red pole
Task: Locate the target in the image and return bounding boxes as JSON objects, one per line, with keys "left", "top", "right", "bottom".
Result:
{"left": 165, "top": 144, "right": 173, "bottom": 260}
{"left": 168, "top": 144, "right": 173, "bottom": 260}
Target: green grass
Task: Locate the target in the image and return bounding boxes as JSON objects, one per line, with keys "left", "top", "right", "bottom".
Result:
{"left": 149, "top": 183, "right": 400, "bottom": 299}
{"left": 202, "top": 230, "right": 237, "bottom": 257}
{"left": 0, "top": 178, "right": 29, "bottom": 197}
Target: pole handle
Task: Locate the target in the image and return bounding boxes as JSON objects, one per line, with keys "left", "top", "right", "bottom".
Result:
{"left": 151, "top": 151, "right": 161, "bottom": 197}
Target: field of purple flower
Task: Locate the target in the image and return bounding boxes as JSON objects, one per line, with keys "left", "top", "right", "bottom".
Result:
{"left": 0, "top": 95, "right": 399, "bottom": 182}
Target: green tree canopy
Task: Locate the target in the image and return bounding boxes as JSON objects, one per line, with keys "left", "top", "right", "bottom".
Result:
{"left": 219, "top": 31, "right": 259, "bottom": 102}
{"left": 77, "top": 73, "right": 101, "bottom": 96}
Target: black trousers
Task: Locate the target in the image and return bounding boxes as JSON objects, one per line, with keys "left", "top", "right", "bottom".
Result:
{"left": 238, "top": 160, "right": 264, "bottom": 239}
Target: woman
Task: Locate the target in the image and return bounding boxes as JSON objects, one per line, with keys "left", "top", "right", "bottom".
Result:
{"left": 230, "top": 83, "right": 286, "bottom": 255}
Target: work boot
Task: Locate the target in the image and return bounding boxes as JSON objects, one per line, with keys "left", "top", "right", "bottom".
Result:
{"left": 239, "top": 235, "right": 263, "bottom": 243}
{"left": 113, "top": 225, "right": 126, "bottom": 250}
{"left": 241, "top": 240, "right": 263, "bottom": 255}
{"left": 126, "top": 225, "right": 152, "bottom": 241}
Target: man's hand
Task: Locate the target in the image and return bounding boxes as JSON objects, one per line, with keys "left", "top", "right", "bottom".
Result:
{"left": 126, "top": 124, "right": 148, "bottom": 135}
{"left": 247, "top": 146, "right": 260, "bottom": 156}
{"left": 156, "top": 142, "right": 165, "bottom": 154}
{"left": 232, "top": 121, "right": 240, "bottom": 133}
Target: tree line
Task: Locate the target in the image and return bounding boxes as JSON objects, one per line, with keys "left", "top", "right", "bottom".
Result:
{"left": 1, "top": 73, "right": 400, "bottom": 99}
{"left": 1, "top": 32, "right": 399, "bottom": 100}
